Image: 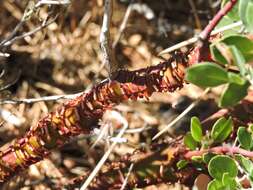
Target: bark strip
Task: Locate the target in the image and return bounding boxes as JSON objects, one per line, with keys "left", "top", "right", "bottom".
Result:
{"left": 0, "top": 52, "right": 189, "bottom": 182}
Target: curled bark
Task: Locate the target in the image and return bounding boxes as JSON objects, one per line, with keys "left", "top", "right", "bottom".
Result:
{"left": 0, "top": 52, "right": 189, "bottom": 182}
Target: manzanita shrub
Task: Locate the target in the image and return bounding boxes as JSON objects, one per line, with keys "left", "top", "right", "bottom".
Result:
{"left": 2, "top": 0, "right": 253, "bottom": 189}
{"left": 183, "top": 0, "right": 253, "bottom": 189}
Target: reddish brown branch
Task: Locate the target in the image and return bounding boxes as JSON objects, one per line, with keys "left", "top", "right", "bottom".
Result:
{"left": 0, "top": 53, "right": 189, "bottom": 183}
{"left": 63, "top": 143, "right": 253, "bottom": 189}
{"left": 199, "top": 0, "right": 238, "bottom": 41}
{"left": 63, "top": 138, "right": 200, "bottom": 190}
{"left": 196, "top": 0, "right": 238, "bottom": 62}
{"left": 185, "top": 146, "right": 253, "bottom": 159}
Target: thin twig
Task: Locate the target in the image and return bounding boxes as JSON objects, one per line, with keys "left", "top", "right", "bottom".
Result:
{"left": 158, "top": 21, "right": 242, "bottom": 56}
{"left": 0, "top": 69, "right": 22, "bottom": 92}
{"left": 0, "top": 92, "right": 82, "bottom": 105}
{"left": 1, "top": 14, "right": 59, "bottom": 47}
{"left": 120, "top": 163, "right": 134, "bottom": 190}
{"left": 113, "top": 0, "right": 134, "bottom": 48}
{"left": 152, "top": 88, "right": 210, "bottom": 140}
{"left": 0, "top": 21, "right": 25, "bottom": 47}
{"left": 35, "top": 0, "right": 70, "bottom": 8}
{"left": 188, "top": 0, "right": 202, "bottom": 30}
{"left": 79, "top": 117, "right": 128, "bottom": 190}
{"left": 0, "top": 0, "right": 69, "bottom": 49}
{"left": 100, "top": 0, "right": 117, "bottom": 77}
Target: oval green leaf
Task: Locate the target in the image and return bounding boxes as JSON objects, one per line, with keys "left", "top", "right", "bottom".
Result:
{"left": 219, "top": 81, "right": 250, "bottom": 108}
{"left": 237, "top": 127, "right": 253, "bottom": 150}
{"left": 208, "top": 155, "right": 238, "bottom": 180}
{"left": 246, "top": 2, "right": 253, "bottom": 33}
{"left": 211, "top": 117, "right": 233, "bottom": 143}
{"left": 190, "top": 117, "right": 203, "bottom": 142}
{"left": 229, "top": 45, "right": 246, "bottom": 76}
{"left": 235, "top": 154, "right": 253, "bottom": 174}
{"left": 186, "top": 62, "right": 228, "bottom": 87}
{"left": 211, "top": 34, "right": 253, "bottom": 63}
{"left": 183, "top": 132, "right": 198, "bottom": 150}
{"left": 239, "top": 0, "right": 251, "bottom": 23}
{"left": 207, "top": 179, "right": 224, "bottom": 190}
{"left": 222, "top": 173, "right": 237, "bottom": 189}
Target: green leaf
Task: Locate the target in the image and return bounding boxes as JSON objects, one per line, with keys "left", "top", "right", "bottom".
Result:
{"left": 208, "top": 155, "right": 238, "bottom": 180}
{"left": 186, "top": 62, "right": 228, "bottom": 87}
{"left": 237, "top": 127, "right": 253, "bottom": 150}
{"left": 228, "top": 72, "right": 245, "bottom": 85}
{"left": 239, "top": 0, "right": 251, "bottom": 28}
{"left": 210, "top": 42, "right": 231, "bottom": 65}
{"left": 207, "top": 179, "right": 224, "bottom": 190}
{"left": 184, "top": 132, "right": 198, "bottom": 150}
{"left": 229, "top": 45, "right": 246, "bottom": 76}
{"left": 244, "top": 2, "right": 253, "bottom": 33}
{"left": 211, "top": 117, "right": 233, "bottom": 143}
{"left": 235, "top": 155, "right": 253, "bottom": 187}
{"left": 235, "top": 154, "right": 253, "bottom": 174}
{"left": 250, "top": 124, "right": 253, "bottom": 133}
{"left": 239, "top": 0, "right": 251, "bottom": 22}
{"left": 203, "top": 153, "right": 216, "bottom": 164}
{"left": 177, "top": 160, "right": 188, "bottom": 170}
{"left": 222, "top": 35, "right": 253, "bottom": 61}
{"left": 211, "top": 35, "right": 253, "bottom": 63}
{"left": 222, "top": 173, "right": 237, "bottom": 189}
{"left": 221, "top": 0, "right": 240, "bottom": 21}
{"left": 219, "top": 81, "right": 250, "bottom": 108}
{"left": 190, "top": 117, "right": 203, "bottom": 142}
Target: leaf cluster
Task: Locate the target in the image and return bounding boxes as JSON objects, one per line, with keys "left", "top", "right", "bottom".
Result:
{"left": 186, "top": 0, "right": 253, "bottom": 108}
